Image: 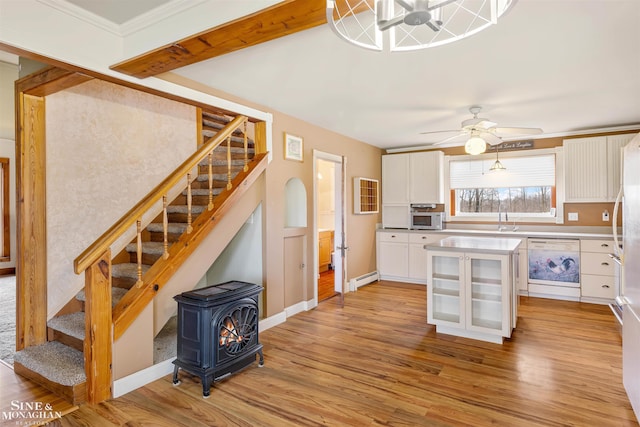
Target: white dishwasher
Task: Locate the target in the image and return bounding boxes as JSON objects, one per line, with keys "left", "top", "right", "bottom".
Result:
{"left": 527, "top": 239, "right": 581, "bottom": 300}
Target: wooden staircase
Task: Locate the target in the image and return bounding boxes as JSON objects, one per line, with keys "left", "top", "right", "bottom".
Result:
{"left": 13, "top": 110, "right": 268, "bottom": 405}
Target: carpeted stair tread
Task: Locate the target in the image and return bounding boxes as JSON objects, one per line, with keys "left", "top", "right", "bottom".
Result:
{"left": 154, "top": 316, "right": 177, "bottom": 364}
{"left": 13, "top": 341, "right": 85, "bottom": 386}
{"left": 76, "top": 287, "right": 128, "bottom": 307}
{"left": 125, "top": 241, "right": 166, "bottom": 255}
{"left": 199, "top": 158, "right": 247, "bottom": 167}
{"left": 196, "top": 173, "right": 232, "bottom": 182}
{"left": 166, "top": 205, "right": 206, "bottom": 214}
{"left": 146, "top": 222, "right": 189, "bottom": 234}
{"left": 47, "top": 313, "right": 85, "bottom": 340}
{"left": 112, "top": 263, "right": 150, "bottom": 278}
{"left": 183, "top": 188, "right": 223, "bottom": 196}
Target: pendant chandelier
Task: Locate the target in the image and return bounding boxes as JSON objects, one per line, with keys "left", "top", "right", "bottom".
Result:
{"left": 326, "top": 0, "right": 514, "bottom": 52}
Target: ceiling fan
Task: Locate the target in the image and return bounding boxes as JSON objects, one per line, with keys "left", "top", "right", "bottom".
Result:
{"left": 377, "top": 0, "right": 458, "bottom": 32}
{"left": 420, "top": 106, "right": 544, "bottom": 154}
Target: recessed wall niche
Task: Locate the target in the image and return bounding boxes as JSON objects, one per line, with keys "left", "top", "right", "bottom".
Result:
{"left": 284, "top": 177, "right": 307, "bottom": 228}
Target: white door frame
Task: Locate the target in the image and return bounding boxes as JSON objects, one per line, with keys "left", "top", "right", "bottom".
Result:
{"left": 313, "top": 150, "right": 347, "bottom": 306}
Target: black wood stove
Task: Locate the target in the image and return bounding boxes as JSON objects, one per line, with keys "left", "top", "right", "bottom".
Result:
{"left": 172, "top": 281, "right": 264, "bottom": 397}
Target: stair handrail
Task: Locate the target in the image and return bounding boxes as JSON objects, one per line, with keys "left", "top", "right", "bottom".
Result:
{"left": 73, "top": 114, "right": 248, "bottom": 274}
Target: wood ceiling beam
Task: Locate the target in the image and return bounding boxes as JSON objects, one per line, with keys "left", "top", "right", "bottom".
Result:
{"left": 110, "top": 0, "right": 373, "bottom": 79}
{"left": 110, "top": 0, "right": 327, "bottom": 79}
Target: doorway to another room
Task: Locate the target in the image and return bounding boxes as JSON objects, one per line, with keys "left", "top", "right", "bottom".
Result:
{"left": 314, "top": 152, "right": 346, "bottom": 304}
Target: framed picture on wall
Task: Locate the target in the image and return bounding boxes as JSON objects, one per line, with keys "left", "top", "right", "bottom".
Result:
{"left": 284, "top": 132, "right": 304, "bottom": 162}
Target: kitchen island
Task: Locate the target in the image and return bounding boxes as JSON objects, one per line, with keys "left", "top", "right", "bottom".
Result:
{"left": 426, "top": 236, "right": 521, "bottom": 344}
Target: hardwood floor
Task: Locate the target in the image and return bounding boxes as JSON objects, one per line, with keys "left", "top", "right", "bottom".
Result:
{"left": 318, "top": 270, "right": 337, "bottom": 302}
{"left": 0, "top": 360, "right": 78, "bottom": 425}
{"left": 9, "top": 281, "right": 639, "bottom": 426}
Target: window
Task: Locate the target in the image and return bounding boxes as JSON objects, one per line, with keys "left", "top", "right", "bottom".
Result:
{"left": 449, "top": 152, "right": 556, "bottom": 220}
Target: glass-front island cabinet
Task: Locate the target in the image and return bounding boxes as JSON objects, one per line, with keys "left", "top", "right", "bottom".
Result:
{"left": 426, "top": 236, "right": 522, "bottom": 344}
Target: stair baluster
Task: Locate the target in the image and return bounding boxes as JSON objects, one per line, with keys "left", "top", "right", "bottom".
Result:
{"left": 162, "top": 195, "right": 169, "bottom": 260}
{"left": 135, "top": 220, "right": 143, "bottom": 288}
{"left": 243, "top": 122, "right": 249, "bottom": 173}
{"left": 207, "top": 152, "right": 214, "bottom": 210}
{"left": 186, "top": 173, "right": 193, "bottom": 233}
{"left": 226, "top": 135, "right": 233, "bottom": 190}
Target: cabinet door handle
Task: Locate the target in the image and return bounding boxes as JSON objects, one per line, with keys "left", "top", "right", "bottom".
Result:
{"left": 391, "top": 235, "right": 396, "bottom": 238}
{"left": 421, "top": 236, "right": 427, "bottom": 239}
{"left": 601, "top": 243, "right": 610, "bottom": 247}
{"left": 602, "top": 284, "right": 610, "bottom": 288}
{"left": 601, "top": 262, "right": 609, "bottom": 266}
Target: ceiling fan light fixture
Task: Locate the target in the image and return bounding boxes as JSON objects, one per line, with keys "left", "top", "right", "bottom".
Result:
{"left": 326, "top": 0, "right": 514, "bottom": 52}
{"left": 465, "top": 136, "right": 487, "bottom": 155}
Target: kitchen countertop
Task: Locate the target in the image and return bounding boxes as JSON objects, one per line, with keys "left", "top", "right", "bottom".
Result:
{"left": 427, "top": 236, "right": 522, "bottom": 254}
{"left": 377, "top": 227, "right": 615, "bottom": 240}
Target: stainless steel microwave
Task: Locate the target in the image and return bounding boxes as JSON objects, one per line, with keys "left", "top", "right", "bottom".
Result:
{"left": 410, "top": 207, "right": 443, "bottom": 230}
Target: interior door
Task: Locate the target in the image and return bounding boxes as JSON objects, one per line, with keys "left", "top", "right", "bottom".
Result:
{"left": 335, "top": 157, "right": 347, "bottom": 303}
{"left": 314, "top": 150, "right": 347, "bottom": 305}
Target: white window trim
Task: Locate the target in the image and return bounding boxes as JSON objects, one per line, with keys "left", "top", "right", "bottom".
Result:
{"left": 444, "top": 147, "right": 564, "bottom": 224}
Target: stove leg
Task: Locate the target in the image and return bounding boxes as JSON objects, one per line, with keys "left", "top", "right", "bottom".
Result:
{"left": 257, "top": 349, "right": 264, "bottom": 367}
{"left": 172, "top": 366, "right": 181, "bottom": 386}
{"left": 202, "top": 376, "right": 213, "bottom": 398}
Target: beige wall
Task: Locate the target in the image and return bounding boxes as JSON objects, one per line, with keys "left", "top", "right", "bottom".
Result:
{"left": 45, "top": 79, "right": 196, "bottom": 316}
{"left": 161, "top": 73, "right": 383, "bottom": 317}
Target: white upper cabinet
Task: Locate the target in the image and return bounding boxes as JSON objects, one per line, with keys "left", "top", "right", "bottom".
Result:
{"left": 409, "top": 151, "right": 444, "bottom": 204}
{"left": 607, "top": 134, "right": 635, "bottom": 199}
{"left": 564, "top": 134, "right": 635, "bottom": 202}
{"left": 382, "top": 151, "right": 444, "bottom": 205}
{"left": 381, "top": 153, "right": 410, "bottom": 204}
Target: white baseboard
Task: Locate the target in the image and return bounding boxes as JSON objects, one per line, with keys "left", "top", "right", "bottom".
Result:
{"left": 284, "top": 298, "right": 316, "bottom": 318}
{"left": 259, "top": 311, "right": 287, "bottom": 331}
{"left": 113, "top": 358, "right": 175, "bottom": 398}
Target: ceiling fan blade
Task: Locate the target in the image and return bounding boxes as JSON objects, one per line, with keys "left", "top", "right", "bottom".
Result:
{"left": 432, "top": 133, "right": 468, "bottom": 146}
{"left": 419, "top": 129, "right": 461, "bottom": 135}
{"left": 427, "top": 0, "right": 458, "bottom": 11}
{"left": 462, "top": 118, "right": 497, "bottom": 130}
{"left": 478, "top": 132, "right": 503, "bottom": 145}
{"left": 395, "top": 0, "right": 415, "bottom": 11}
{"left": 493, "top": 127, "right": 543, "bottom": 135}
{"left": 378, "top": 15, "right": 404, "bottom": 31}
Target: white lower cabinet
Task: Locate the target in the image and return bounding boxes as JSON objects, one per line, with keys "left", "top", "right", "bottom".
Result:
{"left": 377, "top": 232, "right": 409, "bottom": 279}
{"left": 580, "top": 239, "right": 617, "bottom": 303}
{"left": 377, "top": 231, "right": 448, "bottom": 284}
{"left": 427, "top": 245, "right": 517, "bottom": 344}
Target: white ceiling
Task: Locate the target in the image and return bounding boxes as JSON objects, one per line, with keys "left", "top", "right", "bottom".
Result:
{"left": 27, "top": 0, "right": 640, "bottom": 150}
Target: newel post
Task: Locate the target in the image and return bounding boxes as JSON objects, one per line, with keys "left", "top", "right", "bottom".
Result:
{"left": 84, "top": 249, "right": 113, "bottom": 404}
{"left": 254, "top": 121, "right": 267, "bottom": 155}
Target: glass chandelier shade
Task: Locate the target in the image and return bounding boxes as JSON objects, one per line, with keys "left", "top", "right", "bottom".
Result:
{"left": 490, "top": 146, "right": 506, "bottom": 170}
{"left": 465, "top": 136, "right": 487, "bottom": 155}
{"left": 326, "top": 0, "right": 514, "bottom": 52}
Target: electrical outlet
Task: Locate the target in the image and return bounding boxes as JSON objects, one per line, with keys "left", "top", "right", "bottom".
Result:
{"left": 602, "top": 210, "right": 610, "bottom": 221}
{"left": 568, "top": 212, "right": 579, "bottom": 221}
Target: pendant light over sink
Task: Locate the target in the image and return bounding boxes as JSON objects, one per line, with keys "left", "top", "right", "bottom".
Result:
{"left": 490, "top": 146, "right": 506, "bottom": 171}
